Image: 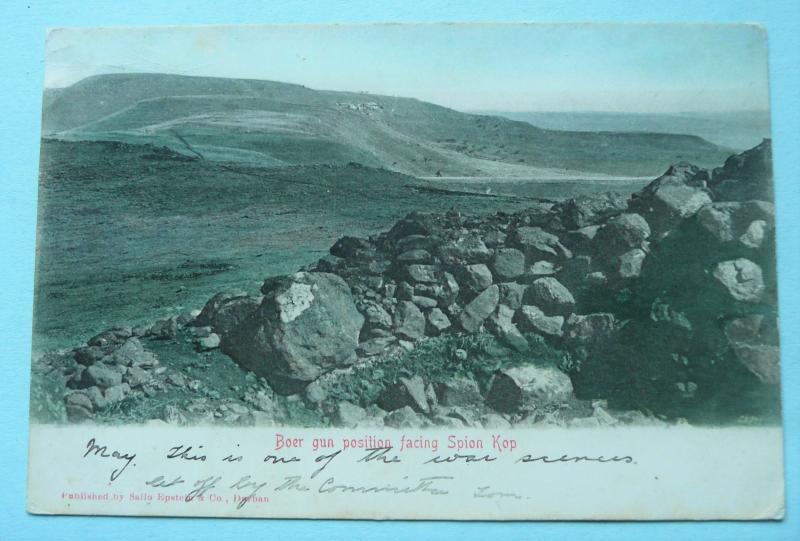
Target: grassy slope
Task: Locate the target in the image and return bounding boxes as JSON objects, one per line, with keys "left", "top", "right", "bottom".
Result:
{"left": 34, "top": 139, "right": 555, "bottom": 352}
{"left": 44, "top": 73, "right": 732, "bottom": 177}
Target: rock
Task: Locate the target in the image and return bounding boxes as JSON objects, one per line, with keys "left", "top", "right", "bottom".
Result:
{"left": 221, "top": 272, "right": 364, "bottom": 394}
{"left": 709, "top": 140, "right": 773, "bottom": 201}
{"left": 397, "top": 281, "right": 414, "bottom": 300}
{"left": 487, "top": 365, "right": 574, "bottom": 413}
{"left": 459, "top": 263, "right": 493, "bottom": 292}
{"left": 498, "top": 282, "right": 527, "bottom": 310}
{"left": 356, "top": 336, "right": 397, "bottom": 357}
{"left": 458, "top": 285, "right": 500, "bottom": 333}
{"left": 396, "top": 249, "right": 432, "bottom": 263}
{"left": 526, "top": 261, "right": 559, "bottom": 278}
{"left": 378, "top": 375, "right": 429, "bottom": 413}
{"left": 176, "top": 310, "right": 200, "bottom": 326}
{"left": 586, "top": 271, "right": 607, "bottom": 286}
{"left": 438, "top": 234, "right": 492, "bottom": 264}
{"left": 167, "top": 372, "right": 187, "bottom": 388}
{"left": 481, "top": 413, "right": 512, "bottom": 429}
{"left": 732, "top": 344, "right": 780, "bottom": 384}
{"left": 618, "top": 248, "right": 646, "bottom": 279}
{"left": 483, "top": 230, "right": 507, "bottom": 248}
{"left": 443, "top": 406, "right": 481, "bottom": 427}
{"left": 330, "top": 236, "right": 371, "bottom": 259}
{"left": 383, "top": 406, "right": 425, "bottom": 429}
{"left": 131, "top": 324, "right": 150, "bottom": 337}
{"left": 195, "top": 292, "right": 261, "bottom": 337}
{"left": 564, "top": 313, "right": 618, "bottom": 345}
{"left": 431, "top": 414, "right": 467, "bottom": 428}
{"left": 332, "top": 401, "right": 368, "bottom": 427}
{"left": 515, "top": 305, "right": 564, "bottom": 337}
{"left": 412, "top": 295, "right": 438, "bottom": 310}
{"left": 196, "top": 333, "right": 221, "bottom": 351}
{"left": 509, "top": 226, "right": 571, "bottom": 262}
{"left": 492, "top": 248, "right": 525, "bottom": 280}
{"left": 150, "top": 317, "right": 178, "bottom": 340}
{"left": 124, "top": 366, "right": 151, "bottom": 388}
{"left": 73, "top": 346, "right": 104, "bottom": 366}
{"left": 313, "top": 255, "right": 345, "bottom": 273}
{"left": 630, "top": 164, "right": 711, "bottom": 238}
{"left": 395, "top": 234, "right": 442, "bottom": 254}
{"left": 104, "top": 383, "right": 130, "bottom": 405}
{"left": 84, "top": 386, "right": 108, "bottom": 410}
{"left": 359, "top": 300, "right": 393, "bottom": 331}
{"left": 393, "top": 301, "right": 426, "bottom": 341}
{"left": 695, "top": 201, "right": 774, "bottom": 246}
{"left": 565, "top": 225, "right": 601, "bottom": 253}
{"left": 486, "top": 305, "right": 528, "bottom": 352}
{"left": 523, "top": 277, "right": 575, "bottom": 316}
{"left": 426, "top": 308, "right": 452, "bottom": 336}
{"left": 105, "top": 338, "right": 158, "bottom": 367}
{"left": 740, "top": 220, "right": 767, "bottom": 249}
{"left": 387, "top": 214, "right": 435, "bottom": 241}
{"left": 404, "top": 264, "right": 438, "bottom": 284}
{"left": 555, "top": 192, "right": 629, "bottom": 229}
{"left": 437, "top": 376, "right": 483, "bottom": 407}
{"left": 724, "top": 315, "right": 764, "bottom": 344}
{"left": 82, "top": 363, "right": 124, "bottom": 389}
{"left": 593, "top": 213, "right": 651, "bottom": 257}
{"left": 65, "top": 392, "right": 94, "bottom": 421}
{"left": 713, "top": 258, "right": 765, "bottom": 303}
{"left": 438, "top": 272, "right": 461, "bottom": 307}
{"left": 87, "top": 327, "right": 132, "bottom": 348}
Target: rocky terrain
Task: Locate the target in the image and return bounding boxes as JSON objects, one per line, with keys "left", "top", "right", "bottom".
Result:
{"left": 30, "top": 140, "right": 781, "bottom": 428}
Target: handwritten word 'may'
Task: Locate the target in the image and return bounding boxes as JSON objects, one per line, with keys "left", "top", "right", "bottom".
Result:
{"left": 83, "top": 438, "right": 136, "bottom": 482}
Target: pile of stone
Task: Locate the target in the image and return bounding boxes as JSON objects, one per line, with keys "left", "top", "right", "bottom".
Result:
{"left": 43, "top": 140, "right": 779, "bottom": 425}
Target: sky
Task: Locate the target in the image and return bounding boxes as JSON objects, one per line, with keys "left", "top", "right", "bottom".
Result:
{"left": 44, "top": 23, "right": 770, "bottom": 113}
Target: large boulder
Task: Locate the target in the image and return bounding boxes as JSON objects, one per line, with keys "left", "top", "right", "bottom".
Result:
{"left": 221, "top": 272, "right": 364, "bottom": 394}
{"left": 713, "top": 258, "right": 765, "bottom": 303}
{"left": 194, "top": 291, "right": 262, "bottom": 337}
{"left": 487, "top": 365, "right": 574, "bottom": 413}
{"left": 709, "top": 140, "right": 772, "bottom": 202}
{"left": 630, "top": 163, "right": 712, "bottom": 238}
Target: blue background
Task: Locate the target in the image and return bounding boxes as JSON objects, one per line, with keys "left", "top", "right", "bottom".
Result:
{"left": 1, "top": 1, "right": 797, "bottom": 539}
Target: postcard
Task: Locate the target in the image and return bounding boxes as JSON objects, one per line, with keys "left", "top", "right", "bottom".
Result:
{"left": 27, "top": 23, "right": 784, "bottom": 520}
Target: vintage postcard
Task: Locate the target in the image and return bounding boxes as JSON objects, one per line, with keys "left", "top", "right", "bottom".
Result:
{"left": 28, "top": 23, "right": 784, "bottom": 520}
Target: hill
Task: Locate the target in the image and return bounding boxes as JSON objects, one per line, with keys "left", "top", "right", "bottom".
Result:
{"left": 483, "top": 110, "right": 771, "bottom": 151}
{"left": 43, "top": 73, "right": 732, "bottom": 178}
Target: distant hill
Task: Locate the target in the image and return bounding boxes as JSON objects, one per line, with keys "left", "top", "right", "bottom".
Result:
{"left": 42, "top": 73, "right": 732, "bottom": 178}
{"left": 481, "top": 110, "right": 771, "bottom": 152}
